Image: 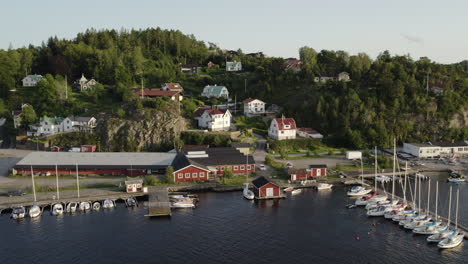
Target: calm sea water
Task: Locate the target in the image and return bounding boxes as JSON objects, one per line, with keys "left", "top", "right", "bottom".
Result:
{"left": 0, "top": 173, "right": 466, "bottom": 264}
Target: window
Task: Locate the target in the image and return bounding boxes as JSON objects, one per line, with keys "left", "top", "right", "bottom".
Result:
{"left": 200, "top": 172, "right": 204, "bottom": 177}
{"left": 281, "top": 131, "right": 284, "bottom": 134}
{"left": 221, "top": 167, "right": 225, "bottom": 171}
{"left": 178, "top": 173, "right": 183, "bottom": 179}
{"left": 247, "top": 165, "right": 251, "bottom": 170}
{"left": 234, "top": 166, "right": 238, "bottom": 170}
{"left": 185, "top": 173, "right": 190, "bottom": 178}
{"left": 192, "top": 172, "right": 198, "bottom": 178}
{"left": 240, "top": 165, "right": 245, "bottom": 170}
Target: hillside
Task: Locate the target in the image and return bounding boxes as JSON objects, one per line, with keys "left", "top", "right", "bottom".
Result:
{"left": 0, "top": 27, "right": 467, "bottom": 149}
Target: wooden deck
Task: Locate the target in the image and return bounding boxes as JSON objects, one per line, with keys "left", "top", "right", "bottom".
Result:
{"left": 145, "top": 187, "right": 171, "bottom": 217}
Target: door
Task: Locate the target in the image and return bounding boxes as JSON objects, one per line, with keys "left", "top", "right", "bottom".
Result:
{"left": 266, "top": 188, "right": 274, "bottom": 197}
{"left": 316, "top": 169, "right": 321, "bottom": 176}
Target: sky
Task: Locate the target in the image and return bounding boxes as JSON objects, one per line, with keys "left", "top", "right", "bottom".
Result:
{"left": 1, "top": 0, "right": 467, "bottom": 64}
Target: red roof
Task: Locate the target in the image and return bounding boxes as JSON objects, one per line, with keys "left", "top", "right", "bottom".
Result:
{"left": 162, "top": 83, "right": 183, "bottom": 91}
{"left": 297, "top": 127, "right": 320, "bottom": 134}
{"left": 13, "top": 110, "right": 22, "bottom": 116}
{"left": 131, "top": 88, "right": 179, "bottom": 97}
{"left": 243, "top": 98, "right": 254, "bottom": 103}
{"left": 194, "top": 107, "right": 227, "bottom": 117}
{"left": 275, "top": 118, "right": 296, "bottom": 130}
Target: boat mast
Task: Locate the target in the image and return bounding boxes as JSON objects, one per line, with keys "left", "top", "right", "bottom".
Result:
{"left": 55, "top": 164, "right": 60, "bottom": 199}
{"left": 30, "top": 165, "right": 37, "bottom": 202}
{"left": 374, "top": 146, "right": 377, "bottom": 193}
{"left": 418, "top": 176, "right": 421, "bottom": 213}
{"left": 447, "top": 186, "right": 452, "bottom": 228}
{"left": 426, "top": 179, "right": 430, "bottom": 215}
{"left": 360, "top": 157, "right": 364, "bottom": 186}
{"left": 76, "top": 163, "right": 80, "bottom": 198}
{"left": 435, "top": 181, "right": 438, "bottom": 223}
{"left": 455, "top": 187, "right": 459, "bottom": 231}
{"left": 403, "top": 161, "right": 407, "bottom": 202}
{"left": 392, "top": 138, "right": 396, "bottom": 200}
{"left": 413, "top": 173, "right": 417, "bottom": 211}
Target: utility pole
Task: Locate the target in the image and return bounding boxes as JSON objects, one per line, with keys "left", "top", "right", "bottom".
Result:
{"left": 65, "top": 75, "right": 68, "bottom": 99}
{"left": 30, "top": 165, "right": 37, "bottom": 202}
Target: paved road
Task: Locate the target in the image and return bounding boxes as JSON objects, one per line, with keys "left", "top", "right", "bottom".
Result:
{"left": 0, "top": 149, "right": 32, "bottom": 184}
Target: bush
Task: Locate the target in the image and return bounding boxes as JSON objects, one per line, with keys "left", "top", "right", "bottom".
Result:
{"left": 144, "top": 175, "right": 159, "bottom": 186}
{"left": 265, "top": 154, "right": 285, "bottom": 169}
{"left": 165, "top": 166, "right": 174, "bottom": 184}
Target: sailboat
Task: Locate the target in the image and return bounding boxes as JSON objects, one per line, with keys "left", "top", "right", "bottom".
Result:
{"left": 242, "top": 155, "right": 255, "bottom": 200}
{"left": 427, "top": 185, "right": 456, "bottom": 243}
{"left": 393, "top": 171, "right": 419, "bottom": 222}
{"left": 356, "top": 147, "right": 385, "bottom": 206}
{"left": 404, "top": 179, "right": 434, "bottom": 229}
{"left": 385, "top": 161, "right": 410, "bottom": 219}
{"left": 399, "top": 176, "right": 427, "bottom": 226}
{"left": 68, "top": 163, "right": 81, "bottom": 213}
{"left": 51, "top": 165, "right": 64, "bottom": 216}
{"left": 347, "top": 158, "right": 372, "bottom": 196}
{"left": 79, "top": 201, "right": 91, "bottom": 211}
{"left": 28, "top": 165, "right": 41, "bottom": 218}
{"left": 438, "top": 188, "right": 464, "bottom": 249}
{"left": 413, "top": 181, "right": 445, "bottom": 235}
{"left": 103, "top": 199, "right": 115, "bottom": 209}
{"left": 92, "top": 202, "right": 101, "bottom": 210}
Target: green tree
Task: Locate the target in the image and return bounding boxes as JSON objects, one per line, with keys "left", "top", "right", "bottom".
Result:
{"left": 21, "top": 105, "right": 37, "bottom": 127}
{"left": 299, "top": 46, "right": 317, "bottom": 76}
{"left": 165, "top": 166, "right": 174, "bottom": 184}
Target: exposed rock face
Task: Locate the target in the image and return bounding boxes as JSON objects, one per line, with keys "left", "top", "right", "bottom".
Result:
{"left": 449, "top": 107, "right": 468, "bottom": 129}
{"left": 98, "top": 108, "right": 186, "bottom": 152}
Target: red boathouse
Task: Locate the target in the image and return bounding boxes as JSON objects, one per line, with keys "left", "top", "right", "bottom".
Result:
{"left": 252, "top": 176, "right": 283, "bottom": 199}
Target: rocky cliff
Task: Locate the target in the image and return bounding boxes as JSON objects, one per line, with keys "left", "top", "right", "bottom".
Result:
{"left": 97, "top": 107, "right": 186, "bottom": 152}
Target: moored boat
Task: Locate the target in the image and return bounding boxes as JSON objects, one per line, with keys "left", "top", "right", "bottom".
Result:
{"left": 126, "top": 198, "right": 137, "bottom": 207}
{"left": 51, "top": 203, "right": 64, "bottom": 216}
{"left": 79, "top": 201, "right": 91, "bottom": 211}
{"left": 28, "top": 204, "right": 41, "bottom": 218}
{"left": 92, "top": 202, "right": 101, "bottom": 211}
{"left": 316, "top": 183, "right": 333, "bottom": 190}
{"left": 11, "top": 206, "right": 26, "bottom": 220}
{"left": 103, "top": 199, "right": 115, "bottom": 209}
{"left": 283, "top": 187, "right": 294, "bottom": 193}
{"left": 291, "top": 188, "right": 302, "bottom": 195}
{"left": 66, "top": 202, "right": 78, "bottom": 213}
{"left": 243, "top": 183, "right": 254, "bottom": 200}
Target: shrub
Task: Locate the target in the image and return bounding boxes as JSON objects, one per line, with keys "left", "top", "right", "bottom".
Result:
{"left": 144, "top": 175, "right": 159, "bottom": 186}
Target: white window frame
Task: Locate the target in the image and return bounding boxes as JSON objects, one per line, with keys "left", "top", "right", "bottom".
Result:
{"left": 193, "top": 172, "right": 198, "bottom": 178}
{"left": 178, "top": 173, "right": 183, "bottom": 179}
{"left": 221, "top": 166, "right": 225, "bottom": 171}
{"left": 234, "top": 166, "right": 238, "bottom": 171}
{"left": 185, "top": 173, "right": 190, "bottom": 178}
{"left": 247, "top": 165, "right": 251, "bottom": 170}
{"left": 200, "top": 172, "right": 204, "bottom": 177}
{"left": 240, "top": 165, "right": 245, "bottom": 170}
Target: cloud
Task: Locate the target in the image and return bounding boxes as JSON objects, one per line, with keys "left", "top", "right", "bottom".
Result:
{"left": 401, "top": 33, "right": 423, "bottom": 44}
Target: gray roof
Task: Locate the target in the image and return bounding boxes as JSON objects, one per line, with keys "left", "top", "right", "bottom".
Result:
{"left": 68, "top": 116, "right": 94, "bottom": 122}
{"left": 15, "top": 152, "right": 176, "bottom": 169}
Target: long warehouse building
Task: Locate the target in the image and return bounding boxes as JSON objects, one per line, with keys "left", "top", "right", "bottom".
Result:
{"left": 13, "top": 152, "right": 176, "bottom": 176}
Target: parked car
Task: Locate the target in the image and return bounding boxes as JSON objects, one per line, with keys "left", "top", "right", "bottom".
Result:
{"left": 259, "top": 164, "right": 267, "bottom": 171}
{"left": 286, "top": 162, "right": 293, "bottom": 168}
{"left": 7, "top": 190, "right": 26, "bottom": 197}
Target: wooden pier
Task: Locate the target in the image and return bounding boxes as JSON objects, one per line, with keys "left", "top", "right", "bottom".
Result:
{"left": 145, "top": 187, "right": 171, "bottom": 217}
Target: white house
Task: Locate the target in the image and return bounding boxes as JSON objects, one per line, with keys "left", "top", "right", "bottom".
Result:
{"left": 403, "top": 142, "right": 468, "bottom": 158}
{"left": 73, "top": 74, "right": 97, "bottom": 91}
{"left": 28, "top": 116, "right": 97, "bottom": 136}
{"left": 62, "top": 116, "right": 97, "bottom": 133}
{"left": 22, "top": 74, "right": 42, "bottom": 87}
{"left": 226, "top": 61, "right": 242, "bottom": 72}
{"left": 297, "top": 128, "right": 323, "bottom": 139}
{"left": 243, "top": 98, "right": 266, "bottom": 117}
{"left": 314, "top": 72, "right": 351, "bottom": 83}
{"left": 201, "top": 85, "right": 229, "bottom": 99}
{"left": 268, "top": 117, "right": 297, "bottom": 140}
{"left": 194, "top": 108, "right": 232, "bottom": 131}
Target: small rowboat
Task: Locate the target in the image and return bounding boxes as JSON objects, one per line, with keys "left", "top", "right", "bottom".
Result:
{"left": 284, "top": 187, "right": 295, "bottom": 193}
{"left": 291, "top": 189, "right": 302, "bottom": 195}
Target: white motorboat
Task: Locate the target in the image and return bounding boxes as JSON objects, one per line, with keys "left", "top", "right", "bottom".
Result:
{"left": 126, "top": 198, "right": 137, "bottom": 207}
{"left": 369, "top": 194, "right": 388, "bottom": 203}
{"left": 103, "top": 199, "right": 115, "bottom": 209}
{"left": 316, "top": 183, "right": 333, "bottom": 190}
{"left": 11, "top": 206, "right": 26, "bottom": 220}
{"left": 28, "top": 204, "right": 41, "bottom": 218}
{"left": 392, "top": 210, "right": 416, "bottom": 222}
{"left": 79, "top": 201, "right": 91, "bottom": 211}
{"left": 92, "top": 202, "right": 101, "bottom": 211}
{"left": 438, "top": 232, "right": 464, "bottom": 249}
{"left": 366, "top": 199, "right": 398, "bottom": 210}
{"left": 171, "top": 201, "right": 195, "bottom": 208}
{"left": 355, "top": 193, "right": 376, "bottom": 206}
{"left": 375, "top": 176, "right": 391, "bottom": 183}
{"left": 347, "top": 186, "right": 372, "bottom": 197}
{"left": 243, "top": 183, "right": 255, "bottom": 200}
{"left": 399, "top": 214, "right": 427, "bottom": 226}
{"left": 51, "top": 203, "right": 64, "bottom": 216}
{"left": 291, "top": 188, "right": 302, "bottom": 195}
{"left": 66, "top": 202, "right": 78, "bottom": 213}
{"left": 448, "top": 177, "right": 466, "bottom": 183}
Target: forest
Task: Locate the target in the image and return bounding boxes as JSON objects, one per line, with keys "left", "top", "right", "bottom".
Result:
{"left": 0, "top": 27, "right": 467, "bottom": 149}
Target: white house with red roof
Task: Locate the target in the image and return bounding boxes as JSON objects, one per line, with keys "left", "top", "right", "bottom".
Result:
{"left": 194, "top": 107, "right": 232, "bottom": 131}
{"left": 161, "top": 83, "right": 184, "bottom": 92}
{"left": 243, "top": 98, "right": 266, "bottom": 117}
{"left": 268, "top": 116, "right": 297, "bottom": 140}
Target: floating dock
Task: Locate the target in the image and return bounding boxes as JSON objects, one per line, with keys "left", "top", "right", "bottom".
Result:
{"left": 145, "top": 187, "right": 171, "bottom": 217}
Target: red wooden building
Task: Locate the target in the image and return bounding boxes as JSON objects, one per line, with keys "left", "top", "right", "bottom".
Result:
{"left": 252, "top": 176, "right": 283, "bottom": 199}
{"left": 50, "top": 146, "right": 63, "bottom": 152}
{"left": 80, "top": 144, "right": 96, "bottom": 152}
{"left": 125, "top": 178, "right": 144, "bottom": 193}
{"left": 289, "top": 164, "right": 327, "bottom": 181}
{"left": 171, "top": 147, "right": 256, "bottom": 183}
